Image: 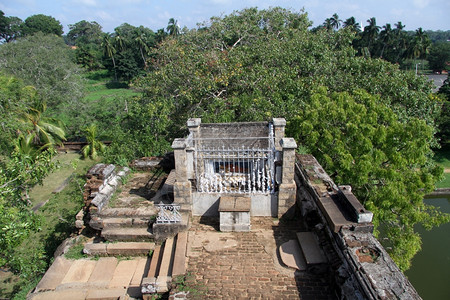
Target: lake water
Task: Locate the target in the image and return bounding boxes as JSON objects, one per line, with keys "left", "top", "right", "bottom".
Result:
{"left": 404, "top": 195, "right": 450, "bottom": 299}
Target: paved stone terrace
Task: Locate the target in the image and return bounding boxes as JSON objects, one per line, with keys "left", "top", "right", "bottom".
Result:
{"left": 182, "top": 217, "right": 336, "bottom": 299}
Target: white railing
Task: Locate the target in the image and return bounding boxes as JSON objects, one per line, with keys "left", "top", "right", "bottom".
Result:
{"left": 156, "top": 204, "right": 181, "bottom": 224}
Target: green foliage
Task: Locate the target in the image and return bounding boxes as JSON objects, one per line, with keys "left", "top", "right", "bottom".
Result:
{"left": 64, "top": 241, "right": 87, "bottom": 260}
{"left": 81, "top": 124, "right": 105, "bottom": 159}
{"left": 0, "top": 74, "right": 35, "bottom": 154}
{"left": 437, "top": 76, "right": 450, "bottom": 144}
{"left": 291, "top": 87, "right": 449, "bottom": 270}
{"left": 428, "top": 42, "right": 450, "bottom": 73}
{"left": 0, "top": 10, "right": 22, "bottom": 43}
{"left": 20, "top": 100, "right": 66, "bottom": 147}
{"left": 0, "top": 149, "right": 57, "bottom": 271}
{"left": 20, "top": 14, "right": 63, "bottom": 37}
{"left": 0, "top": 32, "right": 85, "bottom": 109}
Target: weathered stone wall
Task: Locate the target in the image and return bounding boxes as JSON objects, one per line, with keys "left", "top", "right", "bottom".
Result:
{"left": 77, "top": 164, "right": 130, "bottom": 230}
{"left": 294, "top": 154, "right": 421, "bottom": 300}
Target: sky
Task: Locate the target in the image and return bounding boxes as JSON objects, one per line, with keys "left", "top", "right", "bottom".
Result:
{"left": 1, "top": 0, "right": 449, "bottom": 34}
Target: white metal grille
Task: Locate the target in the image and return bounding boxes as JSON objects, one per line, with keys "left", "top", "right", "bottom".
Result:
{"left": 193, "top": 124, "right": 275, "bottom": 194}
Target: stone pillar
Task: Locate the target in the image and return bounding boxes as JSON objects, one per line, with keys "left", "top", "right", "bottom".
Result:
{"left": 187, "top": 118, "right": 201, "bottom": 139}
{"left": 278, "top": 137, "right": 297, "bottom": 218}
{"left": 186, "top": 118, "right": 201, "bottom": 180}
{"left": 172, "top": 138, "right": 192, "bottom": 211}
{"left": 272, "top": 118, "right": 286, "bottom": 151}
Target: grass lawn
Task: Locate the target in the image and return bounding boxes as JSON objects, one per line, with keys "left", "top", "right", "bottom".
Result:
{"left": 83, "top": 70, "right": 139, "bottom": 102}
{"left": 434, "top": 144, "right": 450, "bottom": 188}
{"left": 29, "top": 152, "right": 99, "bottom": 207}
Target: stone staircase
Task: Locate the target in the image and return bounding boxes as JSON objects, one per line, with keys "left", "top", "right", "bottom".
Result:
{"left": 279, "top": 231, "right": 327, "bottom": 273}
{"left": 29, "top": 232, "right": 188, "bottom": 300}
{"left": 141, "top": 232, "right": 188, "bottom": 298}
{"left": 29, "top": 256, "right": 149, "bottom": 299}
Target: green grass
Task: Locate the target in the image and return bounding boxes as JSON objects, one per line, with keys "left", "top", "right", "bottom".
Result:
{"left": 433, "top": 145, "right": 450, "bottom": 188}
{"left": 29, "top": 153, "right": 100, "bottom": 207}
{"left": 82, "top": 70, "right": 139, "bottom": 103}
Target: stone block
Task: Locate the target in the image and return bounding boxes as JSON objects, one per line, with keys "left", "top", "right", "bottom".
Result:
{"left": 29, "top": 289, "right": 88, "bottom": 300}
{"left": 109, "top": 260, "right": 139, "bottom": 288}
{"left": 296, "top": 232, "right": 327, "bottom": 265}
{"left": 88, "top": 257, "right": 117, "bottom": 287}
{"left": 60, "top": 260, "right": 97, "bottom": 285}
{"left": 141, "top": 277, "right": 157, "bottom": 294}
{"left": 35, "top": 256, "right": 73, "bottom": 292}
{"left": 107, "top": 242, "right": 155, "bottom": 256}
{"left": 85, "top": 288, "right": 126, "bottom": 300}
{"left": 83, "top": 243, "right": 107, "bottom": 256}
{"left": 130, "top": 258, "right": 149, "bottom": 287}
{"left": 279, "top": 240, "right": 307, "bottom": 271}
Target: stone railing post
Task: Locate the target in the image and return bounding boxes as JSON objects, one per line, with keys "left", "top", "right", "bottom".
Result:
{"left": 278, "top": 137, "right": 297, "bottom": 218}
{"left": 172, "top": 138, "right": 192, "bottom": 211}
{"left": 272, "top": 118, "right": 286, "bottom": 152}
{"left": 186, "top": 118, "right": 201, "bottom": 180}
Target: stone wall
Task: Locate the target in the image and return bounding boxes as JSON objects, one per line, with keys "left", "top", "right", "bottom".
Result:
{"left": 76, "top": 164, "right": 130, "bottom": 230}
{"left": 294, "top": 154, "right": 421, "bottom": 300}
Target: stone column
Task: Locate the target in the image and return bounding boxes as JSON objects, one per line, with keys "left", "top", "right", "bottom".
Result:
{"left": 172, "top": 138, "right": 192, "bottom": 211}
{"left": 186, "top": 118, "right": 201, "bottom": 180}
{"left": 272, "top": 118, "right": 286, "bottom": 152}
{"left": 278, "top": 137, "right": 297, "bottom": 218}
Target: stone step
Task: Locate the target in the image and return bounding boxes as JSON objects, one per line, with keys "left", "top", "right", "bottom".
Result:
{"left": 101, "top": 227, "right": 154, "bottom": 242}
{"left": 279, "top": 240, "right": 307, "bottom": 271}
{"left": 147, "top": 245, "right": 162, "bottom": 278}
{"left": 58, "top": 259, "right": 97, "bottom": 289}
{"left": 87, "top": 257, "right": 118, "bottom": 288}
{"left": 29, "top": 289, "right": 88, "bottom": 300}
{"left": 85, "top": 288, "right": 127, "bottom": 300}
{"left": 109, "top": 260, "right": 139, "bottom": 289}
{"left": 102, "top": 217, "right": 152, "bottom": 228}
{"left": 296, "top": 232, "right": 327, "bottom": 265}
{"left": 172, "top": 232, "right": 188, "bottom": 276}
{"left": 34, "top": 256, "right": 74, "bottom": 292}
{"left": 98, "top": 207, "right": 157, "bottom": 218}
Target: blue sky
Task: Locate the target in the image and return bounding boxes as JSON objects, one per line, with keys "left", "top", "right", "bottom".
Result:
{"left": 1, "top": 0, "right": 449, "bottom": 34}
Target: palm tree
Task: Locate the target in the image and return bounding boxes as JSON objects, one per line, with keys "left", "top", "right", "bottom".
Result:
{"left": 14, "top": 133, "right": 40, "bottom": 156}
{"left": 393, "top": 22, "right": 407, "bottom": 63}
{"left": 81, "top": 124, "right": 105, "bottom": 159}
{"left": 330, "top": 13, "right": 341, "bottom": 30}
{"left": 114, "top": 31, "right": 125, "bottom": 52}
{"left": 166, "top": 18, "right": 180, "bottom": 36}
{"left": 21, "top": 100, "right": 66, "bottom": 148}
{"left": 322, "top": 18, "right": 333, "bottom": 31}
{"left": 363, "top": 17, "right": 380, "bottom": 55}
{"left": 135, "top": 30, "right": 150, "bottom": 68}
{"left": 343, "top": 17, "right": 360, "bottom": 33}
{"left": 101, "top": 33, "right": 117, "bottom": 80}
{"left": 379, "top": 23, "right": 393, "bottom": 58}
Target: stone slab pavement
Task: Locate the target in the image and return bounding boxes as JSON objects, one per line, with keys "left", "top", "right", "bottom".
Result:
{"left": 181, "top": 217, "right": 336, "bottom": 299}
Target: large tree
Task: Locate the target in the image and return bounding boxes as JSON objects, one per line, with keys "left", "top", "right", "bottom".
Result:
{"left": 20, "top": 14, "right": 63, "bottom": 36}
{"left": 0, "top": 32, "right": 84, "bottom": 110}
{"left": 0, "top": 10, "right": 22, "bottom": 42}
{"left": 291, "top": 88, "right": 447, "bottom": 270}
{"left": 127, "top": 7, "right": 446, "bottom": 270}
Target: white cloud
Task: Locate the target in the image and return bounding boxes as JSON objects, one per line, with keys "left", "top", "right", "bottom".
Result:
{"left": 413, "top": 0, "right": 430, "bottom": 9}
{"left": 77, "top": 0, "right": 98, "bottom": 6}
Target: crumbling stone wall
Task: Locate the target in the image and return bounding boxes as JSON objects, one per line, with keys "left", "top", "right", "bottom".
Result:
{"left": 295, "top": 154, "right": 421, "bottom": 300}
{"left": 76, "top": 164, "right": 130, "bottom": 230}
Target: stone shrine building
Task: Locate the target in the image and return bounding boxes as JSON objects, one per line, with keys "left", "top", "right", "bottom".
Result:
{"left": 171, "top": 118, "right": 297, "bottom": 220}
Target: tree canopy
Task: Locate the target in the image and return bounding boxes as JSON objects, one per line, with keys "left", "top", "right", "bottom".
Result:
{"left": 0, "top": 32, "right": 84, "bottom": 109}
{"left": 124, "top": 7, "right": 447, "bottom": 270}
{"left": 21, "top": 14, "right": 63, "bottom": 36}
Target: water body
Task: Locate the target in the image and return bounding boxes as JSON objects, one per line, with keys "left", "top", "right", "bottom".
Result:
{"left": 405, "top": 195, "right": 450, "bottom": 299}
